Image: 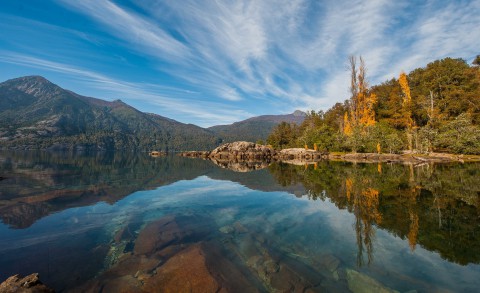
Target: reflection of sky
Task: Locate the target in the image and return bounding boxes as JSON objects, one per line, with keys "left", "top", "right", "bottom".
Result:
{"left": 0, "top": 176, "right": 479, "bottom": 291}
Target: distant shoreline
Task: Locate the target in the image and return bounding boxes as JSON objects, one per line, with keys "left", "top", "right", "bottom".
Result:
{"left": 178, "top": 141, "right": 480, "bottom": 164}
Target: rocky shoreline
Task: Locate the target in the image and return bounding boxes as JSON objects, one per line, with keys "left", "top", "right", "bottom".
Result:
{"left": 0, "top": 273, "right": 54, "bottom": 293}
{"left": 179, "top": 141, "right": 480, "bottom": 166}
{"left": 179, "top": 141, "right": 328, "bottom": 162}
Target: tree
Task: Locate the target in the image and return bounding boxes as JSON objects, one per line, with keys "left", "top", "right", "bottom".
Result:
{"left": 399, "top": 72, "right": 415, "bottom": 150}
{"left": 434, "top": 113, "right": 480, "bottom": 154}
{"left": 267, "top": 122, "right": 298, "bottom": 149}
{"left": 473, "top": 55, "right": 480, "bottom": 66}
{"left": 344, "top": 56, "right": 377, "bottom": 135}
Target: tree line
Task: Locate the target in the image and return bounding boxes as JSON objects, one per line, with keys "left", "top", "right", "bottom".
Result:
{"left": 267, "top": 55, "right": 480, "bottom": 154}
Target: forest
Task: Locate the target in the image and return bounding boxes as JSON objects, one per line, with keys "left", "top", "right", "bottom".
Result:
{"left": 267, "top": 55, "right": 480, "bottom": 154}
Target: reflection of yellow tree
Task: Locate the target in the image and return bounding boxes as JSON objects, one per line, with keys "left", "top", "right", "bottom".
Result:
{"left": 345, "top": 177, "right": 382, "bottom": 266}
{"left": 408, "top": 212, "right": 419, "bottom": 251}
{"left": 405, "top": 166, "right": 421, "bottom": 251}
{"left": 346, "top": 178, "right": 353, "bottom": 201}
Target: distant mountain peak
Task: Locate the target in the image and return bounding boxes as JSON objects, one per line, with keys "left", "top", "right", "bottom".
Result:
{"left": 7, "top": 75, "right": 51, "bottom": 86}
{"left": 293, "top": 110, "right": 306, "bottom": 117}
{"left": 3, "top": 75, "right": 61, "bottom": 98}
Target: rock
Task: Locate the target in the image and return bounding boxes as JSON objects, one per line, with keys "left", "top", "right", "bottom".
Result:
{"left": 142, "top": 244, "right": 222, "bottom": 293}
{"left": 209, "top": 141, "right": 275, "bottom": 161}
{"left": 279, "top": 148, "right": 327, "bottom": 161}
{"left": 320, "top": 254, "right": 340, "bottom": 273}
{"left": 143, "top": 242, "right": 258, "bottom": 293}
{"left": 233, "top": 221, "right": 248, "bottom": 234}
{"left": 219, "top": 225, "right": 235, "bottom": 234}
{"left": 0, "top": 273, "right": 54, "bottom": 293}
{"left": 74, "top": 214, "right": 258, "bottom": 292}
{"left": 346, "top": 269, "right": 399, "bottom": 293}
{"left": 134, "top": 215, "right": 209, "bottom": 255}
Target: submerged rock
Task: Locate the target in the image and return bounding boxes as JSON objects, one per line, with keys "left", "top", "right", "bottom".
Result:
{"left": 346, "top": 269, "right": 399, "bottom": 293}
{"left": 142, "top": 244, "right": 222, "bottom": 293}
{"left": 0, "top": 273, "right": 54, "bottom": 293}
{"left": 134, "top": 215, "right": 209, "bottom": 255}
{"left": 219, "top": 225, "right": 235, "bottom": 234}
{"left": 74, "top": 215, "right": 257, "bottom": 292}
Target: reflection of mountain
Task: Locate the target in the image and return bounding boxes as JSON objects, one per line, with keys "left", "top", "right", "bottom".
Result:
{"left": 0, "top": 151, "right": 214, "bottom": 228}
{"left": 1, "top": 151, "right": 479, "bottom": 266}
{"left": 0, "top": 152, "right": 302, "bottom": 229}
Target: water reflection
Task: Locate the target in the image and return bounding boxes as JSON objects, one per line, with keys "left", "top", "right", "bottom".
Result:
{"left": 269, "top": 161, "right": 480, "bottom": 266}
{"left": 1, "top": 151, "right": 479, "bottom": 266}
{"left": 1, "top": 151, "right": 479, "bottom": 292}
{"left": 0, "top": 151, "right": 215, "bottom": 228}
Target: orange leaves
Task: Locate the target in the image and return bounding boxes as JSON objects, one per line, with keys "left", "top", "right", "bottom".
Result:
{"left": 359, "top": 92, "right": 377, "bottom": 127}
{"left": 344, "top": 56, "right": 377, "bottom": 135}
{"left": 399, "top": 72, "right": 414, "bottom": 130}
{"left": 399, "top": 72, "right": 411, "bottom": 106}
{"left": 345, "top": 178, "right": 382, "bottom": 224}
{"left": 344, "top": 112, "right": 352, "bottom": 135}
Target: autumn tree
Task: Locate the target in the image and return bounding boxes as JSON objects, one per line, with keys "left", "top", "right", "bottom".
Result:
{"left": 344, "top": 56, "right": 377, "bottom": 135}
{"left": 399, "top": 72, "right": 415, "bottom": 150}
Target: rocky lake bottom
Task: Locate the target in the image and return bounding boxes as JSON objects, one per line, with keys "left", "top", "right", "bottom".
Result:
{"left": 0, "top": 151, "right": 479, "bottom": 292}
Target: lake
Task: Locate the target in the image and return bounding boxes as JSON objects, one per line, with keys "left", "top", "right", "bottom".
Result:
{"left": 0, "top": 151, "right": 479, "bottom": 292}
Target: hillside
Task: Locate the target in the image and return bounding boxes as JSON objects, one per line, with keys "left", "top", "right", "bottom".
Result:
{"left": 0, "top": 76, "right": 220, "bottom": 151}
{"left": 209, "top": 110, "right": 306, "bottom": 143}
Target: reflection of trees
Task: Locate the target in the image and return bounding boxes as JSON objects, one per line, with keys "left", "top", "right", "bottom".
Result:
{"left": 345, "top": 177, "right": 382, "bottom": 266}
{"left": 267, "top": 161, "right": 480, "bottom": 265}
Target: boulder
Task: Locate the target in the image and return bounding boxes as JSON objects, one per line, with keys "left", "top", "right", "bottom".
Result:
{"left": 0, "top": 273, "right": 54, "bottom": 293}
{"left": 209, "top": 141, "right": 275, "bottom": 161}
{"left": 278, "top": 148, "right": 327, "bottom": 161}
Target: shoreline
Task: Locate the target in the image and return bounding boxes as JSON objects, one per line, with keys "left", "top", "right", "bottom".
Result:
{"left": 178, "top": 142, "right": 480, "bottom": 164}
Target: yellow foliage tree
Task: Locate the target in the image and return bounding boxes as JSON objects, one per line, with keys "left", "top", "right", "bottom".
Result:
{"left": 399, "top": 72, "right": 413, "bottom": 128}
{"left": 344, "top": 56, "right": 377, "bottom": 136}
{"left": 344, "top": 112, "right": 352, "bottom": 135}
{"left": 399, "top": 72, "right": 415, "bottom": 150}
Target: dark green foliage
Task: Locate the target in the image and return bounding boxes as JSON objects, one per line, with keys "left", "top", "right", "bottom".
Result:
{"left": 0, "top": 76, "right": 220, "bottom": 151}
{"left": 267, "top": 121, "right": 299, "bottom": 149}
{"left": 434, "top": 113, "right": 480, "bottom": 154}
{"left": 267, "top": 56, "right": 480, "bottom": 154}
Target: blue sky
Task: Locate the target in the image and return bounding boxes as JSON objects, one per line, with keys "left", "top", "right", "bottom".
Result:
{"left": 1, "top": 0, "right": 479, "bottom": 127}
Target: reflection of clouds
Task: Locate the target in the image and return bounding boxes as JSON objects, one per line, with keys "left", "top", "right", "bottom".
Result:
{"left": 373, "top": 228, "right": 480, "bottom": 291}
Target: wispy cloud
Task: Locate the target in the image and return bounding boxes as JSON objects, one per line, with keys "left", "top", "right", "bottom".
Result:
{"left": 2, "top": 0, "right": 479, "bottom": 125}
{"left": 0, "top": 52, "right": 253, "bottom": 126}
{"left": 56, "top": 0, "right": 190, "bottom": 61}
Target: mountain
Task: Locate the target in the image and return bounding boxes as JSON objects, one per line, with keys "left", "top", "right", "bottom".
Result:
{"left": 208, "top": 110, "right": 306, "bottom": 143}
{"left": 0, "top": 76, "right": 220, "bottom": 151}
